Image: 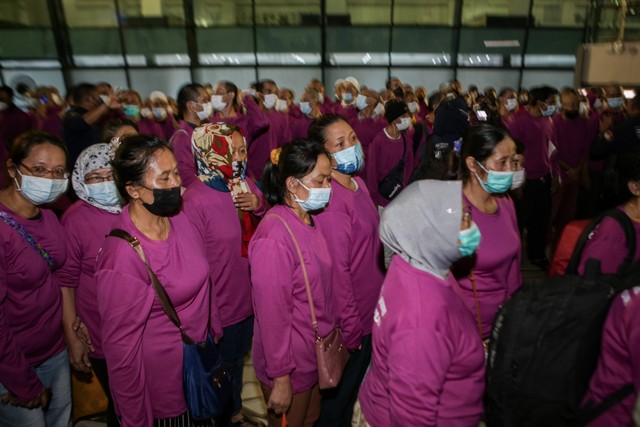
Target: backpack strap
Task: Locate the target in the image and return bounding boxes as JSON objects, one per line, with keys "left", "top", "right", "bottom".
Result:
{"left": 566, "top": 209, "right": 636, "bottom": 275}
{"left": 577, "top": 383, "right": 634, "bottom": 425}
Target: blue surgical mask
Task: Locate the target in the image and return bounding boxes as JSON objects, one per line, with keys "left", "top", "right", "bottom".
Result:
{"left": 332, "top": 143, "right": 364, "bottom": 175}
{"left": 458, "top": 222, "right": 482, "bottom": 257}
{"left": 15, "top": 169, "right": 68, "bottom": 205}
{"left": 607, "top": 97, "right": 624, "bottom": 109}
{"left": 85, "top": 181, "right": 121, "bottom": 207}
{"left": 355, "top": 94, "right": 368, "bottom": 111}
{"left": 542, "top": 104, "right": 556, "bottom": 117}
{"left": 294, "top": 180, "right": 331, "bottom": 212}
{"left": 122, "top": 104, "right": 140, "bottom": 118}
{"left": 475, "top": 162, "right": 514, "bottom": 194}
{"left": 342, "top": 93, "right": 353, "bottom": 103}
{"left": 300, "top": 102, "right": 312, "bottom": 116}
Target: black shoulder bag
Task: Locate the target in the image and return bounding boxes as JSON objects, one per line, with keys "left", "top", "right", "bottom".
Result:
{"left": 377, "top": 134, "right": 407, "bottom": 201}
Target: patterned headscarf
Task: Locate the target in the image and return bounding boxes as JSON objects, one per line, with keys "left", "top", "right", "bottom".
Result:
{"left": 192, "top": 122, "right": 256, "bottom": 257}
{"left": 72, "top": 143, "right": 122, "bottom": 214}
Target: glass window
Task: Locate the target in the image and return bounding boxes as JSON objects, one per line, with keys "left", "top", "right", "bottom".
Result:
{"left": 523, "top": 28, "right": 582, "bottom": 67}
{"left": 0, "top": 0, "right": 51, "bottom": 27}
{"left": 254, "top": 0, "right": 321, "bottom": 25}
{"left": 70, "top": 28, "right": 124, "bottom": 66}
{"left": 462, "top": 0, "right": 531, "bottom": 27}
{"left": 62, "top": 0, "right": 119, "bottom": 28}
{"left": 0, "top": 30, "right": 58, "bottom": 59}
{"left": 122, "top": 28, "right": 189, "bottom": 66}
{"left": 532, "top": 0, "right": 590, "bottom": 27}
{"left": 326, "top": 27, "right": 390, "bottom": 65}
{"left": 193, "top": 0, "right": 253, "bottom": 26}
{"left": 256, "top": 27, "right": 321, "bottom": 65}
{"left": 117, "top": 0, "right": 185, "bottom": 26}
{"left": 391, "top": 28, "right": 454, "bottom": 65}
{"left": 458, "top": 28, "right": 525, "bottom": 67}
{"left": 197, "top": 27, "right": 255, "bottom": 65}
{"left": 393, "top": 0, "right": 456, "bottom": 26}
{"left": 326, "top": 0, "right": 392, "bottom": 25}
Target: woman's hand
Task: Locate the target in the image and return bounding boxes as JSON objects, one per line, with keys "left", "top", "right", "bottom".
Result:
{"left": 1, "top": 388, "right": 51, "bottom": 409}
{"left": 268, "top": 375, "right": 292, "bottom": 415}
{"left": 73, "top": 317, "right": 95, "bottom": 352}
{"left": 234, "top": 192, "right": 261, "bottom": 212}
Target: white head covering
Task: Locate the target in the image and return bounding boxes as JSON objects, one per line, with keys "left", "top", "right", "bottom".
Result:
{"left": 72, "top": 143, "right": 122, "bottom": 214}
{"left": 345, "top": 76, "right": 360, "bottom": 92}
{"left": 379, "top": 180, "right": 463, "bottom": 279}
{"left": 149, "top": 91, "right": 168, "bottom": 103}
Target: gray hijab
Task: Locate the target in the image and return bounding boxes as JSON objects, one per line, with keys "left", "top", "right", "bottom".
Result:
{"left": 379, "top": 180, "right": 463, "bottom": 279}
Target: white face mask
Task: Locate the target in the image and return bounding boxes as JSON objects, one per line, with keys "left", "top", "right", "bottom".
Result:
{"left": 152, "top": 107, "right": 167, "bottom": 120}
{"left": 15, "top": 169, "right": 68, "bottom": 205}
{"left": 294, "top": 179, "right": 331, "bottom": 212}
{"left": 275, "top": 98, "right": 288, "bottom": 112}
{"left": 317, "top": 92, "right": 324, "bottom": 103}
{"left": 395, "top": 116, "right": 411, "bottom": 131}
{"left": 505, "top": 98, "right": 518, "bottom": 111}
{"left": 84, "top": 180, "right": 121, "bottom": 207}
{"left": 373, "top": 102, "right": 384, "bottom": 117}
{"left": 407, "top": 102, "right": 419, "bottom": 114}
{"left": 140, "top": 107, "right": 152, "bottom": 118}
{"left": 579, "top": 102, "right": 589, "bottom": 116}
{"left": 211, "top": 95, "right": 227, "bottom": 112}
{"left": 196, "top": 102, "right": 212, "bottom": 121}
{"left": 263, "top": 94, "right": 277, "bottom": 110}
{"left": 510, "top": 169, "right": 526, "bottom": 190}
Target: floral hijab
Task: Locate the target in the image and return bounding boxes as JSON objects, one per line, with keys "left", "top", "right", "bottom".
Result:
{"left": 72, "top": 143, "right": 122, "bottom": 214}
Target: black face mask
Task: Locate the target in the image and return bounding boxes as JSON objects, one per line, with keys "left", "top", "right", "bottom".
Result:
{"left": 142, "top": 186, "right": 182, "bottom": 216}
{"left": 565, "top": 110, "right": 580, "bottom": 120}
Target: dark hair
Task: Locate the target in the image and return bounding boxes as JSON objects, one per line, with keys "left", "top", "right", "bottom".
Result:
{"left": 71, "top": 83, "right": 97, "bottom": 104}
{"left": 529, "top": 86, "right": 558, "bottom": 107}
{"left": 460, "top": 123, "right": 513, "bottom": 181}
{"left": 411, "top": 150, "right": 460, "bottom": 183}
{"left": 498, "top": 87, "right": 516, "bottom": 98}
{"left": 256, "top": 79, "right": 277, "bottom": 93}
{"left": 111, "top": 135, "right": 171, "bottom": 202}
{"left": 384, "top": 100, "right": 409, "bottom": 123}
{"left": 307, "top": 114, "right": 347, "bottom": 145}
{"left": 101, "top": 118, "right": 139, "bottom": 144}
{"left": 218, "top": 80, "right": 239, "bottom": 110}
{"left": 0, "top": 85, "right": 14, "bottom": 98}
{"left": 608, "top": 145, "right": 640, "bottom": 204}
{"left": 5, "top": 130, "right": 67, "bottom": 186}
{"left": 177, "top": 83, "right": 204, "bottom": 118}
{"left": 428, "top": 92, "right": 442, "bottom": 111}
{"left": 262, "top": 139, "right": 328, "bottom": 206}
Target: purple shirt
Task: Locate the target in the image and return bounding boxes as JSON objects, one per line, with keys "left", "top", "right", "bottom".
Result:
{"left": 0, "top": 105, "right": 33, "bottom": 146}
{"left": 171, "top": 120, "right": 197, "bottom": 188}
{"left": 249, "top": 205, "right": 336, "bottom": 392}
{"left": 136, "top": 118, "right": 165, "bottom": 140}
{"left": 451, "top": 196, "right": 522, "bottom": 339}
{"left": 247, "top": 110, "right": 292, "bottom": 182}
{"left": 578, "top": 208, "right": 640, "bottom": 275}
{"left": 37, "top": 107, "right": 64, "bottom": 138}
{"left": 156, "top": 118, "right": 176, "bottom": 141}
{"left": 583, "top": 288, "right": 640, "bottom": 426}
{"left": 211, "top": 95, "right": 269, "bottom": 147}
{"left": 359, "top": 257, "right": 485, "bottom": 427}
{"left": 290, "top": 116, "right": 314, "bottom": 140}
{"left": 56, "top": 201, "right": 119, "bottom": 358}
{"left": 0, "top": 204, "right": 65, "bottom": 403}
{"left": 316, "top": 177, "right": 385, "bottom": 348}
{"left": 507, "top": 111, "right": 555, "bottom": 180}
{"left": 183, "top": 179, "right": 267, "bottom": 328}
{"left": 95, "top": 206, "right": 211, "bottom": 425}
{"left": 365, "top": 129, "right": 416, "bottom": 207}
{"left": 349, "top": 115, "right": 387, "bottom": 158}
{"left": 552, "top": 115, "right": 597, "bottom": 180}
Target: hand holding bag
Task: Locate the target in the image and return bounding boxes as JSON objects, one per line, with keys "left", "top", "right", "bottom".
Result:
{"left": 266, "top": 215, "right": 349, "bottom": 389}
{"left": 108, "top": 229, "right": 231, "bottom": 420}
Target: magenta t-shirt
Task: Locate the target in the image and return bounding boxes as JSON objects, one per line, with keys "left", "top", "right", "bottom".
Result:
{"left": 183, "top": 179, "right": 267, "bottom": 328}
{"left": 247, "top": 110, "right": 291, "bottom": 182}
{"left": 316, "top": 177, "right": 385, "bottom": 348}
{"left": 451, "top": 195, "right": 522, "bottom": 339}
{"left": 552, "top": 115, "right": 597, "bottom": 180}
{"left": 507, "top": 111, "right": 555, "bottom": 180}
{"left": 359, "top": 256, "right": 485, "bottom": 426}
{"left": 171, "top": 120, "right": 197, "bottom": 188}
{"left": 0, "top": 204, "right": 66, "bottom": 404}
{"left": 290, "top": 116, "right": 314, "bottom": 140}
{"left": 211, "top": 95, "right": 270, "bottom": 148}
{"left": 95, "top": 206, "right": 211, "bottom": 425}
{"left": 249, "top": 205, "right": 336, "bottom": 392}
{"left": 349, "top": 115, "right": 387, "bottom": 158}
{"left": 56, "top": 200, "right": 119, "bottom": 358}
{"left": 137, "top": 118, "right": 165, "bottom": 140}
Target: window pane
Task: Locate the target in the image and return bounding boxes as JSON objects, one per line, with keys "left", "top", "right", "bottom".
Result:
{"left": 326, "top": 0, "right": 392, "bottom": 25}
{"left": 128, "top": 68, "right": 191, "bottom": 99}
{"left": 532, "top": 0, "right": 589, "bottom": 27}
{"left": 62, "top": 0, "right": 119, "bottom": 28}
{"left": 524, "top": 28, "right": 582, "bottom": 67}
{"left": 393, "top": 0, "right": 456, "bottom": 26}
{"left": 326, "top": 27, "right": 390, "bottom": 65}
{"left": 197, "top": 27, "right": 255, "bottom": 65}
{"left": 0, "top": 0, "right": 51, "bottom": 27}
{"left": 325, "top": 67, "right": 389, "bottom": 91}
{"left": 0, "top": 30, "right": 57, "bottom": 58}
{"left": 456, "top": 69, "right": 520, "bottom": 91}
{"left": 117, "top": 0, "right": 185, "bottom": 26}
{"left": 69, "top": 28, "right": 124, "bottom": 66}
{"left": 462, "top": 0, "right": 531, "bottom": 26}
{"left": 123, "top": 28, "right": 189, "bottom": 66}
{"left": 392, "top": 27, "right": 454, "bottom": 65}
{"left": 459, "top": 28, "right": 525, "bottom": 67}
{"left": 521, "top": 69, "right": 574, "bottom": 89}
{"left": 390, "top": 68, "right": 455, "bottom": 92}
{"left": 193, "top": 0, "right": 253, "bottom": 26}
{"left": 255, "top": 27, "right": 321, "bottom": 65}
{"left": 194, "top": 67, "right": 256, "bottom": 89}
{"left": 254, "top": 0, "right": 321, "bottom": 25}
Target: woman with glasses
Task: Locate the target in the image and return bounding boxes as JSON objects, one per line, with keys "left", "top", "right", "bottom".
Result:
{"left": 57, "top": 121, "right": 139, "bottom": 427}
{"left": 0, "top": 130, "right": 72, "bottom": 427}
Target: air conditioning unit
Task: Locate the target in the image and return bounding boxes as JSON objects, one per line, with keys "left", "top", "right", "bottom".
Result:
{"left": 574, "top": 42, "right": 640, "bottom": 86}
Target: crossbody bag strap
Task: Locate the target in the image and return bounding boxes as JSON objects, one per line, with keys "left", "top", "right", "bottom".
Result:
{"left": 265, "top": 214, "right": 320, "bottom": 338}
{"left": 0, "top": 210, "right": 57, "bottom": 271}
{"left": 108, "top": 229, "right": 196, "bottom": 344}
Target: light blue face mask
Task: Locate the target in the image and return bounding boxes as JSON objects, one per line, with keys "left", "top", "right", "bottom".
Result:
{"left": 475, "top": 162, "right": 514, "bottom": 194}
{"left": 123, "top": 104, "right": 140, "bottom": 118}
{"left": 355, "top": 94, "right": 368, "bottom": 111}
{"left": 332, "top": 143, "right": 364, "bottom": 175}
{"left": 85, "top": 180, "right": 121, "bottom": 207}
{"left": 458, "top": 221, "right": 482, "bottom": 257}
{"left": 342, "top": 93, "right": 353, "bottom": 103}
{"left": 607, "top": 97, "right": 624, "bottom": 109}
{"left": 542, "top": 104, "right": 556, "bottom": 117}
{"left": 300, "top": 102, "right": 312, "bottom": 116}
{"left": 294, "top": 180, "right": 331, "bottom": 212}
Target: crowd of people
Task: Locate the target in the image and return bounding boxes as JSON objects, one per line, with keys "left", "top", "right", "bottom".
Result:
{"left": 0, "top": 73, "right": 639, "bottom": 427}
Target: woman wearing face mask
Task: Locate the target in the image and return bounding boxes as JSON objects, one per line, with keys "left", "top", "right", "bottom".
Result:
{"left": 349, "top": 88, "right": 386, "bottom": 163}
{"left": 450, "top": 124, "right": 521, "bottom": 342}
{"left": 365, "top": 100, "right": 416, "bottom": 207}
{"left": 95, "top": 135, "right": 219, "bottom": 427}
{"left": 149, "top": 91, "right": 177, "bottom": 141}
{"left": 0, "top": 130, "right": 71, "bottom": 426}
{"left": 497, "top": 87, "right": 519, "bottom": 127}
{"left": 307, "top": 116, "right": 385, "bottom": 427}
{"left": 120, "top": 91, "right": 164, "bottom": 140}
{"left": 249, "top": 140, "right": 336, "bottom": 427}
{"left": 57, "top": 139, "right": 134, "bottom": 427}
{"left": 183, "top": 123, "right": 266, "bottom": 427}
{"left": 334, "top": 77, "right": 359, "bottom": 122}
{"left": 354, "top": 180, "right": 485, "bottom": 427}
{"left": 171, "top": 83, "right": 213, "bottom": 188}
{"left": 291, "top": 87, "right": 323, "bottom": 140}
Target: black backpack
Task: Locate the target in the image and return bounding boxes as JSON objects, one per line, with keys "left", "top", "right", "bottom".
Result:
{"left": 485, "top": 212, "right": 639, "bottom": 427}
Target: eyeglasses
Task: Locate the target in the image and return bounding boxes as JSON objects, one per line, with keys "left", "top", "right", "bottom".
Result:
{"left": 85, "top": 174, "right": 114, "bottom": 184}
{"left": 20, "top": 163, "right": 69, "bottom": 179}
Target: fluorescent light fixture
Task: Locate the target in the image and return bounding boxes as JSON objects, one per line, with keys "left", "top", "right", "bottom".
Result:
{"left": 390, "top": 53, "right": 451, "bottom": 66}
{"left": 0, "top": 60, "right": 61, "bottom": 69}
{"left": 256, "top": 53, "right": 321, "bottom": 65}
{"left": 457, "top": 53, "right": 503, "bottom": 67}
{"left": 624, "top": 89, "right": 636, "bottom": 99}
{"left": 198, "top": 53, "right": 256, "bottom": 65}
{"left": 484, "top": 40, "right": 521, "bottom": 48}
{"left": 73, "top": 55, "right": 125, "bottom": 67}
{"left": 328, "top": 53, "right": 389, "bottom": 66}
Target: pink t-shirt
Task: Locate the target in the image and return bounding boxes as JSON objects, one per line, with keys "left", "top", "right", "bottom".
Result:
{"left": 359, "top": 256, "right": 485, "bottom": 427}
{"left": 56, "top": 200, "right": 119, "bottom": 358}
{"left": 552, "top": 115, "right": 597, "bottom": 180}
{"left": 0, "top": 204, "right": 65, "bottom": 403}
{"left": 95, "top": 206, "right": 212, "bottom": 425}
{"left": 136, "top": 118, "right": 166, "bottom": 140}
{"left": 247, "top": 110, "right": 291, "bottom": 182}
{"left": 316, "top": 177, "right": 385, "bottom": 348}
{"left": 249, "top": 205, "right": 336, "bottom": 392}
{"left": 506, "top": 111, "right": 555, "bottom": 180}
{"left": 171, "top": 120, "right": 197, "bottom": 188}
{"left": 349, "top": 115, "right": 387, "bottom": 159}
{"left": 211, "top": 95, "right": 270, "bottom": 147}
